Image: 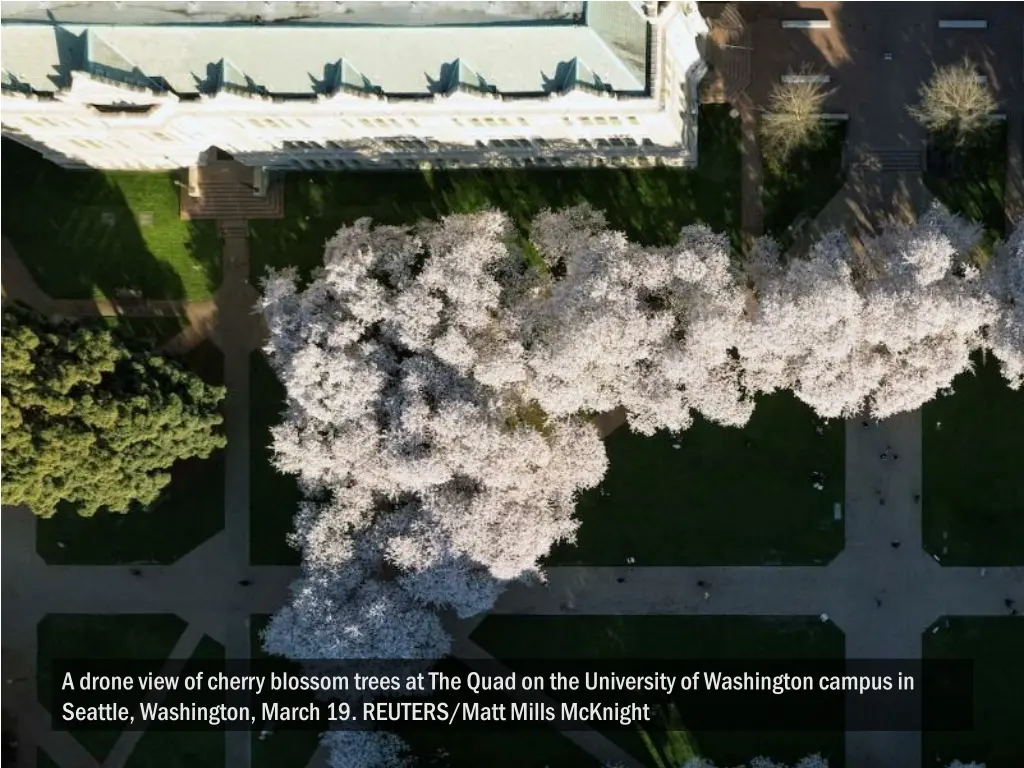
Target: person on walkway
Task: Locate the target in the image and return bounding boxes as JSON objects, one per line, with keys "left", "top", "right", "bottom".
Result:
{"left": 239, "top": 579, "right": 252, "bottom": 587}
{"left": 129, "top": 568, "right": 142, "bottom": 576}
{"left": 891, "top": 540, "right": 901, "bottom": 549}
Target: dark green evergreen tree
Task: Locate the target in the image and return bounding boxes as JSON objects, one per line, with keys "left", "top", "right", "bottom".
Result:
{"left": 2, "top": 309, "right": 226, "bottom": 517}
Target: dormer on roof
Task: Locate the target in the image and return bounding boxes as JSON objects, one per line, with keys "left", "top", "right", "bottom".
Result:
{"left": 443, "top": 59, "right": 497, "bottom": 97}
{"left": 560, "top": 57, "right": 613, "bottom": 96}
{"left": 2, "top": 69, "right": 33, "bottom": 95}
{"left": 319, "top": 59, "right": 381, "bottom": 100}
{"left": 85, "top": 29, "right": 163, "bottom": 92}
{"left": 216, "top": 57, "right": 268, "bottom": 97}
{"left": 194, "top": 58, "right": 268, "bottom": 99}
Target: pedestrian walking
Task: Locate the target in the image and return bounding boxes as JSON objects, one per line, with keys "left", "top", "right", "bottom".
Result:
{"left": 891, "top": 540, "right": 901, "bottom": 550}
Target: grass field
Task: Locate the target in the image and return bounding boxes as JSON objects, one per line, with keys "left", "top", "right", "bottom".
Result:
{"left": 762, "top": 122, "right": 847, "bottom": 249}
{"left": 249, "top": 105, "right": 742, "bottom": 285}
{"left": 923, "top": 617, "right": 1024, "bottom": 768}
{"left": 472, "top": 615, "right": 845, "bottom": 767}
{"left": 550, "top": 391, "right": 845, "bottom": 566}
{"left": 1, "top": 138, "right": 220, "bottom": 300}
{"left": 922, "top": 354, "right": 1024, "bottom": 565}
{"left": 124, "top": 635, "right": 225, "bottom": 768}
{"left": 405, "top": 685, "right": 603, "bottom": 768}
{"left": 249, "top": 353, "right": 304, "bottom": 566}
{"left": 924, "top": 123, "right": 1007, "bottom": 237}
{"left": 36, "top": 339, "right": 226, "bottom": 565}
{"left": 36, "top": 614, "right": 188, "bottom": 762}
{"left": 250, "top": 616, "right": 321, "bottom": 768}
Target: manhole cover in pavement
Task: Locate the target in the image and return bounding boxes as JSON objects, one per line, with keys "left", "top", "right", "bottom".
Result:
{"left": 138, "top": 211, "right": 154, "bottom": 227}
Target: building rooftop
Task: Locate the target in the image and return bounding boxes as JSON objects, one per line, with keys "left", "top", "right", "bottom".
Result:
{"left": 1, "top": 2, "right": 651, "bottom": 98}
{"left": 0, "top": 2, "right": 585, "bottom": 26}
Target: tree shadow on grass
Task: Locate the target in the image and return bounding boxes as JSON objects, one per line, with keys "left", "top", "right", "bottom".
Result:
{"left": 248, "top": 105, "right": 741, "bottom": 286}
{"left": 1, "top": 137, "right": 219, "bottom": 303}
{"left": 924, "top": 123, "right": 1008, "bottom": 238}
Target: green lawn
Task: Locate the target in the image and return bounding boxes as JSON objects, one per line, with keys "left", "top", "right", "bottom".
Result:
{"left": 248, "top": 615, "right": 601, "bottom": 768}
{"left": 922, "top": 353, "right": 1024, "bottom": 565}
{"left": 249, "top": 105, "right": 742, "bottom": 285}
{"left": 549, "top": 391, "right": 844, "bottom": 566}
{"left": 124, "top": 635, "right": 225, "bottom": 768}
{"left": 1, "top": 138, "right": 221, "bottom": 300}
{"left": 472, "top": 615, "right": 845, "bottom": 768}
{"left": 405, "top": 703, "right": 602, "bottom": 768}
{"left": 104, "top": 316, "right": 189, "bottom": 350}
{"left": 763, "top": 122, "right": 847, "bottom": 249}
{"left": 924, "top": 124, "right": 1007, "bottom": 237}
{"left": 924, "top": 617, "right": 1024, "bottom": 768}
{"left": 250, "top": 352, "right": 304, "bottom": 566}
{"left": 250, "top": 615, "right": 321, "bottom": 768}
{"left": 36, "top": 339, "right": 226, "bottom": 565}
{"left": 37, "top": 614, "right": 188, "bottom": 762}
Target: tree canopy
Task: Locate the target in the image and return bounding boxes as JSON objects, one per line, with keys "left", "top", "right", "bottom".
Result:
{"left": 910, "top": 58, "right": 998, "bottom": 143}
{"left": 258, "top": 208, "right": 1021, "bottom": 768}
{"left": 1, "top": 309, "right": 226, "bottom": 517}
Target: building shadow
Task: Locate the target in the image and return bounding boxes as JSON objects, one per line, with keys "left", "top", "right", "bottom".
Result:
{"left": 1, "top": 137, "right": 218, "bottom": 321}
{"left": 239, "top": 104, "right": 743, "bottom": 287}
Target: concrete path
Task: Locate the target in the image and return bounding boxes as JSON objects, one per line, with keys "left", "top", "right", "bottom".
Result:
{"left": 459, "top": 414, "right": 1024, "bottom": 768}
{"left": 1, "top": 215, "right": 318, "bottom": 768}
{"left": 1, "top": 236, "right": 219, "bottom": 357}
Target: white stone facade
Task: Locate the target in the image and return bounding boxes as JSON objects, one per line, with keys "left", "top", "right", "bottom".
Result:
{"left": 1, "top": 2, "right": 708, "bottom": 171}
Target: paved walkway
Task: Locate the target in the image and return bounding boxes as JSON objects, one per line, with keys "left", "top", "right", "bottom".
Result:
{"left": 1, "top": 214, "right": 311, "bottom": 768}
{"left": 1, "top": 235, "right": 219, "bottom": 357}
{"left": 463, "top": 414, "right": 1023, "bottom": 768}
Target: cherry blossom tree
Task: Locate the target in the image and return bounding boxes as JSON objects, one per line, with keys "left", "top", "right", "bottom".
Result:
{"left": 525, "top": 207, "right": 753, "bottom": 433}
{"left": 985, "top": 221, "right": 1024, "bottom": 387}
{"left": 259, "top": 205, "right": 1019, "bottom": 768}
{"left": 740, "top": 204, "right": 999, "bottom": 418}
{"left": 321, "top": 731, "right": 411, "bottom": 768}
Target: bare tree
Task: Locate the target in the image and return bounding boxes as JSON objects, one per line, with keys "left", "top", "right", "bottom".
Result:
{"left": 760, "top": 75, "right": 830, "bottom": 161}
{"left": 910, "top": 58, "right": 997, "bottom": 142}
